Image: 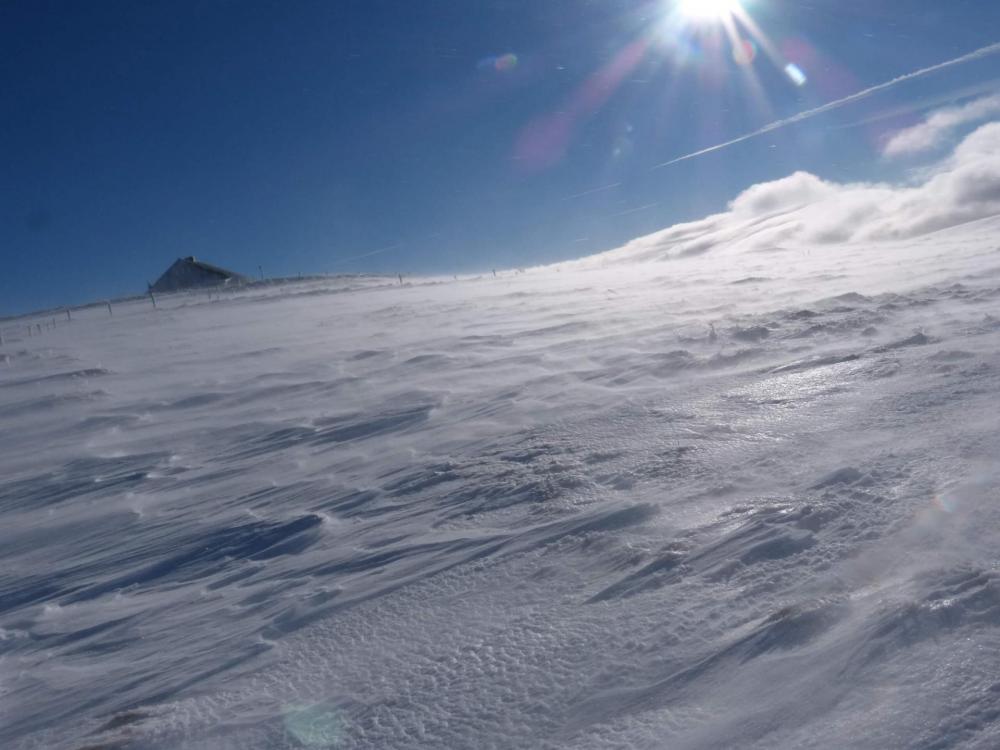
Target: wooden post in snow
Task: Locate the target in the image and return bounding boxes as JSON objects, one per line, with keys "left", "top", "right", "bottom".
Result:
{"left": 150, "top": 291, "right": 157, "bottom": 308}
{"left": 106, "top": 301, "right": 113, "bottom": 316}
{"left": 65, "top": 308, "right": 72, "bottom": 322}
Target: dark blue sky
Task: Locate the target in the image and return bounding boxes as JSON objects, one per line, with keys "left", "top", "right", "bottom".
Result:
{"left": 3, "top": 0, "right": 999, "bottom": 315}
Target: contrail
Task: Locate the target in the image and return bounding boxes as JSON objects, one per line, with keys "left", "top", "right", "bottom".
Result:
{"left": 562, "top": 182, "right": 622, "bottom": 201}
{"left": 826, "top": 78, "right": 1000, "bottom": 132}
{"left": 337, "top": 243, "right": 402, "bottom": 264}
{"left": 608, "top": 202, "right": 659, "bottom": 218}
{"left": 653, "top": 40, "right": 1000, "bottom": 169}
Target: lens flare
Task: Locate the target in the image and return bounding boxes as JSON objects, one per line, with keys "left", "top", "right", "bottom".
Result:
{"left": 477, "top": 53, "right": 519, "bottom": 73}
{"left": 785, "top": 62, "right": 808, "bottom": 86}
{"left": 732, "top": 38, "right": 757, "bottom": 66}
{"left": 677, "top": 0, "right": 742, "bottom": 22}
{"left": 283, "top": 704, "right": 343, "bottom": 747}
{"left": 933, "top": 492, "right": 960, "bottom": 514}
{"left": 494, "top": 53, "right": 519, "bottom": 71}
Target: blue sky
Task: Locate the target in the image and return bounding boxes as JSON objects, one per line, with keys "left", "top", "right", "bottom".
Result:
{"left": 2, "top": 0, "right": 1000, "bottom": 316}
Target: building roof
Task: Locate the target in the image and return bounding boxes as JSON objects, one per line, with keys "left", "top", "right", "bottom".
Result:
{"left": 149, "top": 256, "right": 250, "bottom": 294}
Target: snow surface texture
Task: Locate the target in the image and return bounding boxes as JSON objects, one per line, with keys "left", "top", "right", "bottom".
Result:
{"left": 4, "top": 133, "right": 1000, "bottom": 750}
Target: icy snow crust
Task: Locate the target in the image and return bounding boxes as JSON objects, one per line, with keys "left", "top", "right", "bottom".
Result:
{"left": 3, "top": 219, "right": 1000, "bottom": 749}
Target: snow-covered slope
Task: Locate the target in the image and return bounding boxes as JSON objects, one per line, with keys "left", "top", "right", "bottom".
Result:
{"left": 4, "top": 147, "right": 1000, "bottom": 747}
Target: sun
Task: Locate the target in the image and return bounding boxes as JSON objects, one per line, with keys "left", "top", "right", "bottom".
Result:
{"left": 677, "top": 0, "right": 742, "bottom": 22}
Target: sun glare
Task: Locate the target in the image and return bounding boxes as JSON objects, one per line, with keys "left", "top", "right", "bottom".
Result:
{"left": 677, "top": 0, "right": 742, "bottom": 22}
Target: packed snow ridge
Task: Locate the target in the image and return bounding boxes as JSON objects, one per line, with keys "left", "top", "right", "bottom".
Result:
{"left": 3, "top": 126, "right": 1000, "bottom": 749}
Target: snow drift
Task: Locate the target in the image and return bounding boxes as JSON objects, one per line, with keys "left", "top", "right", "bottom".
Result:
{"left": 2, "top": 126, "right": 1000, "bottom": 750}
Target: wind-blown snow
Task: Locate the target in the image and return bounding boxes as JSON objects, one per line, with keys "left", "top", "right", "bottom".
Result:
{"left": 585, "top": 123, "right": 1000, "bottom": 264}
{"left": 3, "top": 133, "right": 1000, "bottom": 749}
{"left": 883, "top": 94, "right": 1000, "bottom": 158}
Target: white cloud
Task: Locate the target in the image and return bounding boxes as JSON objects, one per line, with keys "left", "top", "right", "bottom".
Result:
{"left": 585, "top": 122, "right": 1000, "bottom": 265}
{"left": 729, "top": 171, "right": 835, "bottom": 215}
{"left": 883, "top": 94, "right": 1000, "bottom": 158}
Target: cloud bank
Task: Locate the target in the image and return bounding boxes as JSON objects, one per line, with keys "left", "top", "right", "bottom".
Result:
{"left": 591, "top": 120, "right": 1000, "bottom": 265}
{"left": 883, "top": 94, "right": 1000, "bottom": 157}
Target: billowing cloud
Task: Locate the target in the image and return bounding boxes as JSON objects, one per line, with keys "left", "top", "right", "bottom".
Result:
{"left": 728, "top": 171, "right": 836, "bottom": 215}
{"left": 883, "top": 94, "right": 1000, "bottom": 158}
{"left": 585, "top": 122, "right": 1000, "bottom": 265}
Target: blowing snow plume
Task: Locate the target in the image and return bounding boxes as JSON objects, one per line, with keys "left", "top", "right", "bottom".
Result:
{"left": 883, "top": 94, "right": 1000, "bottom": 158}
{"left": 582, "top": 121, "right": 1000, "bottom": 266}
